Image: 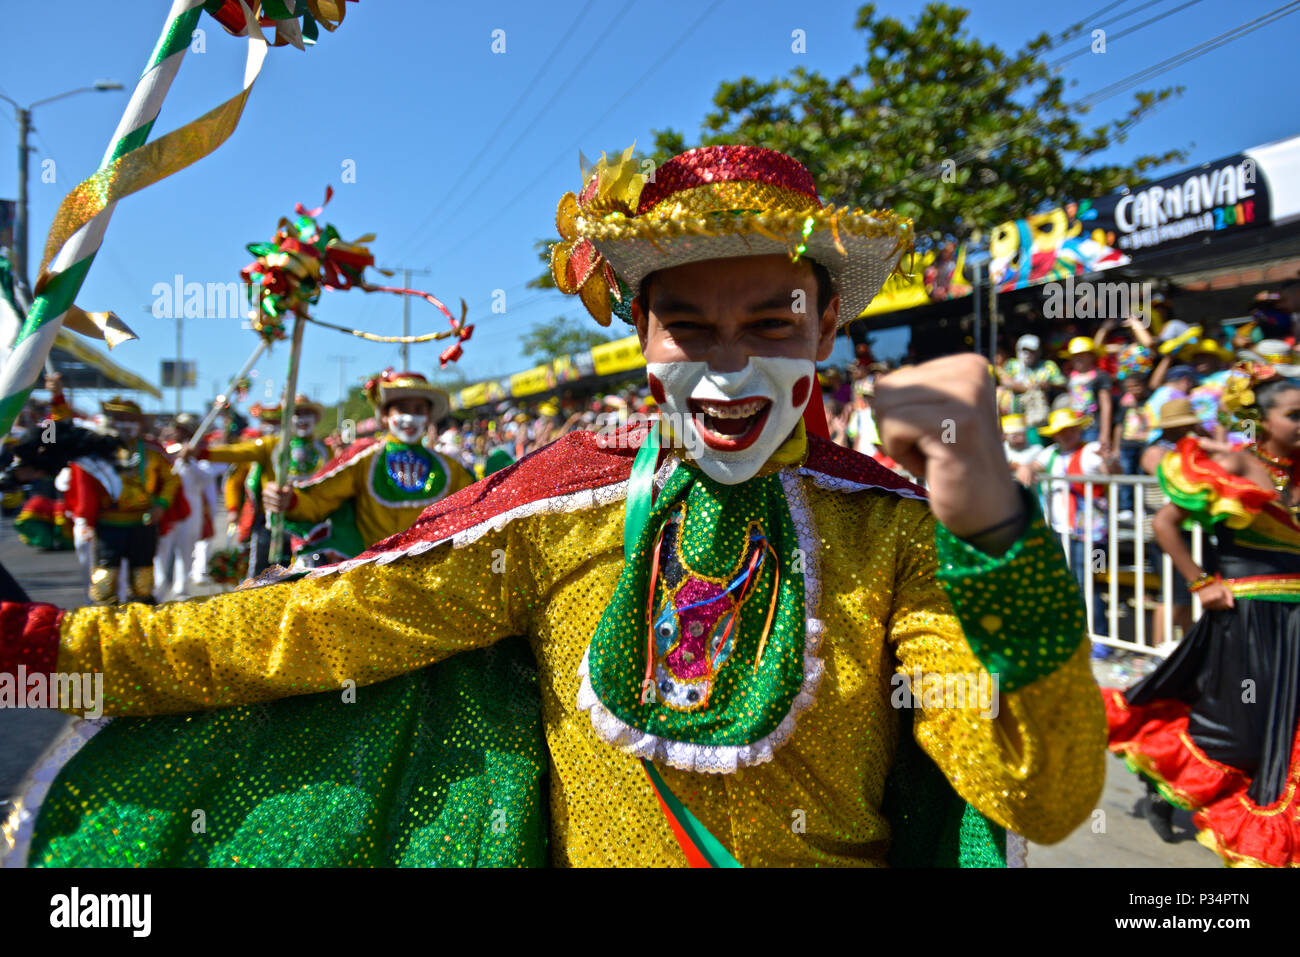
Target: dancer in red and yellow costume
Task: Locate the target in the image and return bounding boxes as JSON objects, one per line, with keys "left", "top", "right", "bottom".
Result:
{"left": 65, "top": 398, "right": 181, "bottom": 605}
{"left": 1105, "top": 365, "right": 1300, "bottom": 867}
{"left": 13, "top": 374, "right": 76, "bottom": 551}
{"left": 196, "top": 395, "right": 329, "bottom": 572}
{"left": 263, "top": 371, "right": 472, "bottom": 564}
{"left": 1, "top": 146, "right": 1103, "bottom": 867}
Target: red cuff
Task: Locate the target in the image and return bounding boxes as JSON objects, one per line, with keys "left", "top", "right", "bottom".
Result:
{"left": 0, "top": 602, "right": 63, "bottom": 676}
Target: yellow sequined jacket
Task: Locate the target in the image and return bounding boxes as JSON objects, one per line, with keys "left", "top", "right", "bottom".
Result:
{"left": 36, "top": 426, "right": 1105, "bottom": 866}
{"left": 282, "top": 435, "right": 473, "bottom": 547}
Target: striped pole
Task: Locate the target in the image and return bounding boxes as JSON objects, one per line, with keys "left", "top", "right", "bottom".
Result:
{"left": 0, "top": 0, "right": 205, "bottom": 436}
{"left": 184, "top": 338, "right": 270, "bottom": 453}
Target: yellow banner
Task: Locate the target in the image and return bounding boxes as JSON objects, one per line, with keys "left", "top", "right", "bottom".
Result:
{"left": 509, "top": 364, "right": 554, "bottom": 397}
{"left": 590, "top": 335, "right": 646, "bottom": 376}
{"left": 457, "top": 382, "right": 488, "bottom": 409}
{"left": 861, "top": 247, "right": 972, "bottom": 318}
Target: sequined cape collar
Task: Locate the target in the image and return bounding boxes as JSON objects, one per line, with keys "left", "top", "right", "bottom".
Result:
{"left": 302, "top": 424, "right": 925, "bottom": 581}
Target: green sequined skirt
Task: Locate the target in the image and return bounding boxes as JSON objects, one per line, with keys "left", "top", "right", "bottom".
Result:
{"left": 14, "top": 637, "right": 548, "bottom": 867}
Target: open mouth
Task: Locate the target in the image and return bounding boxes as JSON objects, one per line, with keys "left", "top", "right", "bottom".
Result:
{"left": 687, "top": 396, "right": 772, "bottom": 451}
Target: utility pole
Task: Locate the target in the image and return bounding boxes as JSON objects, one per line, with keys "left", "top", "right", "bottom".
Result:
{"left": 175, "top": 313, "right": 183, "bottom": 415}
{"left": 380, "top": 264, "right": 431, "bottom": 370}
{"left": 1, "top": 81, "right": 124, "bottom": 292}
{"left": 15, "top": 107, "right": 28, "bottom": 291}
{"left": 329, "top": 353, "right": 356, "bottom": 431}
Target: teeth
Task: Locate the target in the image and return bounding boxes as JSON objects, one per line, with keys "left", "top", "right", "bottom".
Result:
{"left": 698, "top": 400, "right": 764, "bottom": 419}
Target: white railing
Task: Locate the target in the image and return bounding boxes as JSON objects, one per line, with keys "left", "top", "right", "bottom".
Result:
{"left": 1031, "top": 474, "right": 1205, "bottom": 657}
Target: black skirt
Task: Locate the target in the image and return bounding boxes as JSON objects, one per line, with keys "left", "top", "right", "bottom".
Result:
{"left": 1127, "top": 597, "right": 1300, "bottom": 805}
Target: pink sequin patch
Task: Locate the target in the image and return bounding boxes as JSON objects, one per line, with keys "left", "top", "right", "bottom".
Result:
{"left": 665, "top": 578, "right": 734, "bottom": 681}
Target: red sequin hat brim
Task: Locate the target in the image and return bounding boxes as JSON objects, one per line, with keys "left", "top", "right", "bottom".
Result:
{"left": 569, "top": 145, "right": 913, "bottom": 327}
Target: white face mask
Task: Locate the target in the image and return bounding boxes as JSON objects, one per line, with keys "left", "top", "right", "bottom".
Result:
{"left": 389, "top": 413, "right": 428, "bottom": 445}
{"left": 646, "top": 356, "right": 815, "bottom": 485}
{"left": 292, "top": 415, "right": 316, "bottom": 438}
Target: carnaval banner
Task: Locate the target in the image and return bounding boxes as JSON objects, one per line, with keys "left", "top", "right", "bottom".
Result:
{"left": 1085, "top": 152, "right": 1274, "bottom": 256}
{"left": 864, "top": 134, "right": 1300, "bottom": 318}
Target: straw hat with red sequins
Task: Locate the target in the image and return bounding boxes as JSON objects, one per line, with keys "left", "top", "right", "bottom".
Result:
{"left": 550, "top": 144, "right": 913, "bottom": 327}
{"left": 363, "top": 369, "right": 450, "bottom": 420}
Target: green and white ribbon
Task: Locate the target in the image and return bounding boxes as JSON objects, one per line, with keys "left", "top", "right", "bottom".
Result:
{"left": 0, "top": 0, "right": 269, "bottom": 436}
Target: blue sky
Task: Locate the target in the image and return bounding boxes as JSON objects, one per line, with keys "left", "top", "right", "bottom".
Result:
{"left": 2, "top": 0, "right": 1296, "bottom": 412}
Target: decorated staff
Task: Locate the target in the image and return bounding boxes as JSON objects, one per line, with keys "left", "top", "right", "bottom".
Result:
{"left": 0, "top": 0, "right": 352, "bottom": 440}
{"left": 240, "top": 188, "right": 472, "bottom": 564}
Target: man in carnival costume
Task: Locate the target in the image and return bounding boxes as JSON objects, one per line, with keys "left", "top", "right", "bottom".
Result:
{"left": 192, "top": 394, "right": 332, "bottom": 569}
{"left": 261, "top": 371, "right": 473, "bottom": 565}
{"left": 0, "top": 146, "right": 1103, "bottom": 867}
{"left": 65, "top": 398, "right": 182, "bottom": 606}
{"left": 197, "top": 400, "right": 288, "bottom": 579}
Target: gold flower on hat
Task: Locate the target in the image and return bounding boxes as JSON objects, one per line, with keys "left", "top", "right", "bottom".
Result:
{"left": 550, "top": 146, "right": 646, "bottom": 327}
{"left": 1221, "top": 361, "right": 1276, "bottom": 422}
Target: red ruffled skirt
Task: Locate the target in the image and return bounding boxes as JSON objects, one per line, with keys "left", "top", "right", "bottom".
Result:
{"left": 1105, "top": 594, "right": 1300, "bottom": 867}
{"left": 1106, "top": 688, "right": 1300, "bottom": 866}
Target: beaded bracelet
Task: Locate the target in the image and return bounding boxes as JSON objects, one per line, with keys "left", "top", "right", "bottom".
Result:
{"left": 1188, "top": 572, "right": 1221, "bottom": 593}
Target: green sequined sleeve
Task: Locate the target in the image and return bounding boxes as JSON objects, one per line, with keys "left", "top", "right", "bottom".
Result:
{"left": 933, "top": 487, "right": 1086, "bottom": 693}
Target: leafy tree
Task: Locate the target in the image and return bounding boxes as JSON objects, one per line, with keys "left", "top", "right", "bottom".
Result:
{"left": 520, "top": 315, "right": 618, "bottom": 363}
{"left": 650, "top": 3, "right": 1183, "bottom": 249}
{"left": 530, "top": 1, "right": 1185, "bottom": 280}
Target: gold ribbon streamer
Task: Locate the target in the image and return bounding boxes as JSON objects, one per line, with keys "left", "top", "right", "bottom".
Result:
{"left": 37, "top": 18, "right": 267, "bottom": 288}
{"left": 62, "top": 306, "right": 137, "bottom": 349}
{"left": 303, "top": 300, "right": 469, "bottom": 344}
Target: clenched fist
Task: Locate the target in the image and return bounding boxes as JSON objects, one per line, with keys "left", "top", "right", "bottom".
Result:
{"left": 873, "top": 353, "right": 1024, "bottom": 553}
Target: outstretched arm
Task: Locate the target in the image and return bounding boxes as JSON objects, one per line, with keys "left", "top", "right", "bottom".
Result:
{"left": 0, "top": 522, "right": 536, "bottom": 717}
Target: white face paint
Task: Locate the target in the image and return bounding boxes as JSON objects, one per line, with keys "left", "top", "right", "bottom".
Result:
{"left": 646, "top": 356, "right": 815, "bottom": 485}
{"left": 292, "top": 414, "right": 316, "bottom": 438}
{"left": 113, "top": 420, "right": 140, "bottom": 440}
{"left": 388, "top": 413, "right": 428, "bottom": 445}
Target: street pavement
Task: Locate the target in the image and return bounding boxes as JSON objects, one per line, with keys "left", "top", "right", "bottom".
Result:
{"left": 0, "top": 516, "right": 1223, "bottom": 867}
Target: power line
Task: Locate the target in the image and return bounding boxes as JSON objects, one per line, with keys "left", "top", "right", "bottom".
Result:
{"left": 426, "top": 0, "right": 727, "bottom": 267}
{"left": 385, "top": 0, "right": 602, "bottom": 261}
{"left": 1076, "top": 0, "right": 1300, "bottom": 105}
{"left": 389, "top": 0, "right": 635, "bottom": 264}
{"left": 876, "top": 0, "right": 1300, "bottom": 207}
{"left": 1046, "top": 1, "right": 1135, "bottom": 46}
{"left": 1087, "top": 0, "right": 1172, "bottom": 32}
{"left": 1047, "top": 0, "right": 1206, "bottom": 68}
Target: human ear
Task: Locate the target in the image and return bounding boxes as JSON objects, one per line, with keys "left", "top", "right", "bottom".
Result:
{"left": 815, "top": 293, "right": 840, "bottom": 362}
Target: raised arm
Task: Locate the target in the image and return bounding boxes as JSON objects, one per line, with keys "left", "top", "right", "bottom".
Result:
{"left": 887, "top": 493, "right": 1106, "bottom": 844}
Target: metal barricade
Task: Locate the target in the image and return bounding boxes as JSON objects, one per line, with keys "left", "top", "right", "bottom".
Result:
{"left": 1031, "top": 473, "right": 1203, "bottom": 658}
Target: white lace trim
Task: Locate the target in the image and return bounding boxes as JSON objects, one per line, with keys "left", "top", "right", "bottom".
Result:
{"left": 575, "top": 468, "right": 826, "bottom": 774}
{"left": 296, "top": 439, "right": 380, "bottom": 488}
{"left": 798, "top": 466, "right": 927, "bottom": 502}
{"left": 1, "top": 718, "right": 109, "bottom": 868}
{"left": 304, "top": 452, "right": 680, "bottom": 580}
